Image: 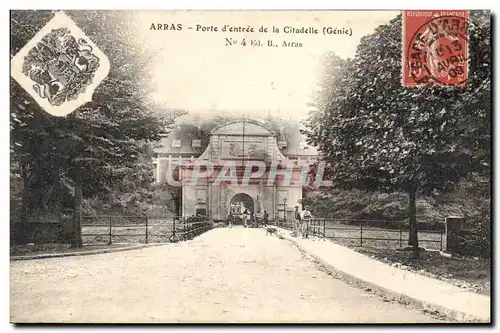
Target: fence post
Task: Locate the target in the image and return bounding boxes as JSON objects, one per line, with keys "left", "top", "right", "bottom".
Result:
{"left": 399, "top": 227, "right": 403, "bottom": 248}
{"left": 440, "top": 230, "right": 443, "bottom": 252}
{"left": 145, "top": 216, "right": 149, "bottom": 244}
{"left": 360, "top": 224, "right": 363, "bottom": 247}
{"left": 108, "top": 216, "right": 112, "bottom": 245}
{"left": 323, "top": 219, "right": 326, "bottom": 237}
{"left": 445, "top": 216, "right": 465, "bottom": 253}
{"left": 173, "top": 217, "right": 176, "bottom": 241}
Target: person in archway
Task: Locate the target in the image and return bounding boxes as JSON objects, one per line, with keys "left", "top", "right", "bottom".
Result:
{"left": 263, "top": 210, "right": 269, "bottom": 227}
{"left": 242, "top": 209, "right": 248, "bottom": 228}
{"left": 293, "top": 206, "right": 302, "bottom": 237}
{"left": 301, "top": 206, "right": 312, "bottom": 238}
{"left": 227, "top": 212, "right": 233, "bottom": 228}
{"left": 251, "top": 210, "right": 257, "bottom": 227}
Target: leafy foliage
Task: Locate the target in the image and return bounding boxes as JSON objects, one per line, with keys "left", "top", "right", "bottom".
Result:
{"left": 10, "top": 11, "right": 184, "bottom": 245}
{"left": 436, "top": 176, "right": 490, "bottom": 257}
{"left": 304, "top": 12, "right": 491, "bottom": 254}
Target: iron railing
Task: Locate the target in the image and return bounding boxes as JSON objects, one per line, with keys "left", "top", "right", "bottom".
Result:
{"left": 81, "top": 215, "right": 213, "bottom": 245}
{"left": 277, "top": 218, "right": 445, "bottom": 251}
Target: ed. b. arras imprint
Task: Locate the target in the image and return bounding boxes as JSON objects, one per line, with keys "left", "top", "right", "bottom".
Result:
{"left": 11, "top": 11, "right": 110, "bottom": 117}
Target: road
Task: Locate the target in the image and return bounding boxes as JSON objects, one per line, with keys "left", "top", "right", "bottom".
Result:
{"left": 10, "top": 227, "right": 447, "bottom": 323}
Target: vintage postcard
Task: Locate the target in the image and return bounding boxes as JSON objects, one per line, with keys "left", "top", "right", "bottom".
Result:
{"left": 10, "top": 9, "right": 491, "bottom": 324}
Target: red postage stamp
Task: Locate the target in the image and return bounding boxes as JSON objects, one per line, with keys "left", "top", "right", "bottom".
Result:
{"left": 402, "top": 10, "right": 469, "bottom": 86}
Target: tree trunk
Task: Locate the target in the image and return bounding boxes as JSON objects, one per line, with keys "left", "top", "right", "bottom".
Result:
{"left": 408, "top": 185, "right": 419, "bottom": 259}
{"left": 71, "top": 171, "right": 83, "bottom": 248}
{"left": 17, "top": 163, "right": 29, "bottom": 245}
{"left": 21, "top": 164, "right": 28, "bottom": 223}
{"left": 174, "top": 188, "right": 181, "bottom": 217}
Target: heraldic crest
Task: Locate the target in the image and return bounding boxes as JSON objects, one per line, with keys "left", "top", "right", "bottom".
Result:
{"left": 11, "top": 11, "right": 110, "bottom": 117}
{"left": 22, "top": 27, "right": 100, "bottom": 106}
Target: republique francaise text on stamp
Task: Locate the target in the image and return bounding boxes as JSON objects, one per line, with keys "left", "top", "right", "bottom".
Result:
{"left": 403, "top": 10, "right": 469, "bottom": 86}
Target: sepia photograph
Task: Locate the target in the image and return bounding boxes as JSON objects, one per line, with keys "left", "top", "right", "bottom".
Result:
{"left": 9, "top": 7, "right": 491, "bottom": 324}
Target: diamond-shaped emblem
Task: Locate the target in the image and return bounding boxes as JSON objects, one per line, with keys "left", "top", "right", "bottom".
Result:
{"left": 11, "top": 11, "right": 110, "bottom": 117}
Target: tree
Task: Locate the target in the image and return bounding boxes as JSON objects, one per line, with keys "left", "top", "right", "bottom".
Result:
{"left": 10, "top": 10, "right": 184, "bottom": 247}
{"left": 304, "top": 12, "right": 490, "bottom": 257}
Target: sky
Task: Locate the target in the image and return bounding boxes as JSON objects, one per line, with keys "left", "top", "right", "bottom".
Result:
{"left": 129, "top": 11, "right": 399, "bottom": 121}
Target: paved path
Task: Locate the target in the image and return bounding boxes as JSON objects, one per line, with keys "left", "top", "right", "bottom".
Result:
{"left": 10, "top": 227, "right": 447, "bottom": 323}
{"left": 281, "top": 230, "right": 490, "bottom": 323}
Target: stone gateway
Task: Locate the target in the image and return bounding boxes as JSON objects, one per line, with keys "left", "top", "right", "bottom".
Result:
{"left": 154, "top": 118, "right": 318, "bottom": 221}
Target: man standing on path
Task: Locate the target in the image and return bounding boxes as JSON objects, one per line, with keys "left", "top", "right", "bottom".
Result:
{"left": 301, "top": 206, "right": 312, "bottom": 238}
{"left": 263, "top": 210, "right": 269, "bottom": 227}
{"left": 293, "top": 206, "right": 302, "bottom": 237}
{"left": 242, "top": 210, "right": 248, "bottom": 228}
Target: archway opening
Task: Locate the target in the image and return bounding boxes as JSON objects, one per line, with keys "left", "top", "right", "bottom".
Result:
{"left": 229, "top": 193, "right": 254, "bottom": 217}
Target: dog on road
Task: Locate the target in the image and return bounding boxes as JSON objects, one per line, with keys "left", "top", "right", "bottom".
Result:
{"left": 266, "top": 227, "right": 277, "bottom": 236}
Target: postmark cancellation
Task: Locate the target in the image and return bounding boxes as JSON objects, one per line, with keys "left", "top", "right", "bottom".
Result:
{"left": 402, "top": 10, "right": 469, "bottom": 86}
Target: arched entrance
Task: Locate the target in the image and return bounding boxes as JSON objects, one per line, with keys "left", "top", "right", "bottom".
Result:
{"left": 229, "top": 193, "right": 254, "bottom": 216}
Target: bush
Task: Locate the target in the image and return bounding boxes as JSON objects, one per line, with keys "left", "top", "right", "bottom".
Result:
{"left": 303, "top": 175, "right": 490, "bottom": 257}
{"left": 435, "top": 177, "right": 490, "bottom": 258}
{"left": 302, "top": 189, "right": 416, "bottom": 221}
{"left": 457, "top": 212, "right": 490, "bottom": 258}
